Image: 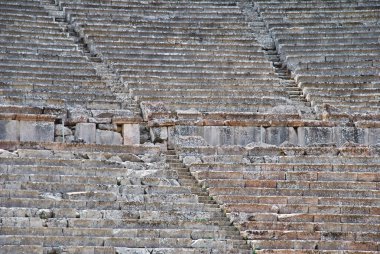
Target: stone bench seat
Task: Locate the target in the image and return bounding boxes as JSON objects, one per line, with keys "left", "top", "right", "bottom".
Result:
{"left": 216, "top": 195, "right": 380, "bottom": 207}
{"left": 1, "top": 19, "right": 65, "bottom": 30}
{"left": 293, "top": 73, "right": 379, "bottom": 84}
{"left": 0, "top": 226, "right": 237, "bottom": 241}
{"left": 132, "top": 94, "right": 288, "bottom": 105}
{"left": 0, "top": 235, "right": 233, "bottom": 249}
{"left": 189, "top": 163, "right": 380, "bottom": 173}
{"left": 111, "top": 60, "right": 272, "bottom": 70}
{"left": 119, "top": 69, "right": 276, "bottom": 79}
{"left": 71, "top": 16, "right": 251, "bottom": 29}
{"left": 90, "top": 40, "right": 262, "bottom": 52}
{"left": 209, "top": 186, "right": 380, "bottom": 199}
{"left": 0, "top": 70, "right": 101, "bottom": 80}
{"left": 1, "top": 27, "right": 68, "bottom": 37}
{"left": 0, "top": 41, "right": 77, "bottom": 51}
{"left": 128, "top": 82, "right": 286, "bottom": 91}
{"left": 78, "top": 27, "right": 254, "bottom": 39}
{"left": 295, "top": 66, "right": 380, "bottom": 76}
{"left": 0, "top": 52, "right": 87, "bottom": 62}
{"left": 0, "top": 13, "right": 54, "bottom": 22}
{"left": 250, "top": 239, "right": 379, "bottom": 251}
{"left": 0, "top": 35, "right": 75, "bottom": 45}
{"left": 86, "top": 34, "right": 256, "bottom": 45}
{"left": 271, "top": 25, "right": 380, "bottom": 34}
{"left": 0, "top": 58, "right": 99, "bottom": 69}
{"left": 0, "top": 64, "right": 97, "bottom": 75}
{"left": 272, "top": 27, "right": 380, "bottom": 36}
{"left": 63, "top": 8, "right": 244, "bottom": 19}
{"left": 59, "top": 1, "right": 241, "bottom": 11}
{"left": 0, "top": 8, "right": 47, "bottom": 17}
{"left": 295, "top": 60, "right": 380, "bottom": 71}
{"left": 131, "top": 88, "right": 287, "bottom": 99}
{"left": 101, "top": 52, "right": 267, "bottom": 63}
{"left": 77, "top": 21, "right": 252, "bottom": 32}
{"left": 277, "top": 38, "right": 379, "bottom": 49}
{"left": 91, "top": 44, "right": 266, "bottom": 57}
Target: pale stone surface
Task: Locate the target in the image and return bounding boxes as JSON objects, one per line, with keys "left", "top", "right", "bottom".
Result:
{"left": 74, "top": 123, "right": 96, "bottom": 144}
{"left": 0, "top": 120, "right": 19, "bottom": 141}
{"left": 150, "top": 127, "right": 168, "bottom": 143}
{"left": 365, "top": 128, "right": 380, "bottom": 145}
{"left": 20, "top": 121, "right": 54, "bottom": 142}
{"left": 264, "top": 127, "right": 289, "bottom": 145}
{"left": 96, "top": 129, "right": 122, "bottom": 145}
{"left": 54, "top": 124, "right": 72, "bottom": 136}
{"left": 122, "top": 124, "right": 140, "bottom": 145}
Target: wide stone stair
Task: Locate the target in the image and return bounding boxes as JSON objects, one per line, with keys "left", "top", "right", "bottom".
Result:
{"left": 0, "top": 141, "right": 251, "bottom": 253}
{"left": 52, "top": 0, "right": 305, "bottom": 113}
{"left": 0, "top": 0, "right": 138, "bottom": 114}
{"left": 176, "top": 144, "right": 380, "bottom": 253}
{"left": 254, "top": 0, "right": 380, "bottom": 114}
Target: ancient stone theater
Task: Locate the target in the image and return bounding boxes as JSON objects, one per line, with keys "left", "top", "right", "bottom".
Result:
{"left": 0, "top": 0, "right": 379, "bottom": 253}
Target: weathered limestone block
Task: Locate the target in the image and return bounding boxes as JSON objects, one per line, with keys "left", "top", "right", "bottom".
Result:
{"left": 20, "top": 121, "right": 54, "bottom": 142}
{"left": 122, "top": 124, "right": 140, "bottom": 145}
{"left": 264, "top": 126, "right": 289, "bottom": 145}
{"left": 98, "top": 123, "right": 118, "bottom": 131}
{"left": 140, "top": 101, "right": 169, "bottom": 121}
{"left": 96, "top": 129, "right": 123, "bottom": 145}
{"left": 0, "top": 120, "right": 19, "bottom": 141}
{"left": 333, "top": 127, "right": 365, "bottom": 147}
{"left": 365, "top": 128, "right": 380, "bottom": 145}
{"left": 54, "top": 124, "right": 72, "bottom": 136}
{"left": 150, "top": 127, "right": 168, "bottom": 143}
{"left": 74, "top": 123, "right": 96, "bottom": 144}
{"left": 298, "top": 127, "right": 333, "bottom": 147}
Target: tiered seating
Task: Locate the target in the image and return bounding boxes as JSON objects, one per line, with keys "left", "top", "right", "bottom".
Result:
{"left": 254, "top": 0, "right": 380, "bottom": 114}
{"left": 56, "top": 0, "right": 296, "bottom": 113}
{"left": 177, "top": 144, "right": 380, "bottom": 253}
{"left": 0, "top": 0, "right": 123, "bottom": 111}
{"left": 0, "top": 141, "right": 250, "bottom": 253}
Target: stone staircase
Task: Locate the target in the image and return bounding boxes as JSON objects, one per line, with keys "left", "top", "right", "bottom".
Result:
{"left": 254, "top": 0, "right": 380, "bottom": 114}
{"left": 52, "top": 0, "right": 308, "bottom": 113}
{"left": 1, "top": 0, "right": 380, "bottom": 253}
{"left": 0, "top": 141, "right": 251, "bottom": 253}
{"left": 176, "top": 144, "right": 380, "bottom": 253}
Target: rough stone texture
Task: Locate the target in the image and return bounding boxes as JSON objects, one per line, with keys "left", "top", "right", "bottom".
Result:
{"left": 96, "top": 129, "right": 123, "bottom": 145}
{"left": 150, "top": 127, "right": 168, "bottom": 143}
{"left": 0, "top": 120, "right": 19, "bottom": 141}
{"left": 20, "top": 121, "right": 54, "bottom": 142}
{"left": 74, "top": 123, "right": 96, "bottom": 144}
{"left": 123, "top": 124, "right": 140, "bottom": 145}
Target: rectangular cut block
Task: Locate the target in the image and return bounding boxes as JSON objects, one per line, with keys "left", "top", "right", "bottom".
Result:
{"left": 0, "top": 120, "right": 19, "bottom": 141}
{"left": 75, "top": 123, "right": 96, "bottom": 144}
{"left": 123, "top": 124, "right": 140, "bottom": 145}
{"left": 299, "top": 127, "right": 333, "bottom": 146}
{"left": 333, "top": 127, "right": 365, "bottom": 146}
{"left": 20, "top": 121, "right": 54, "bottom": 142}
{"left": 365, "top": 128, "right": 380, "bottom": 145}
{"left": 264, "top": 127, "right": 289, "bottom": 145}
{"left": 150, "top": 127, "right": 168, "bottom": 143}
{"left": 96, "top": 130, "right": 122, "bottom": 145}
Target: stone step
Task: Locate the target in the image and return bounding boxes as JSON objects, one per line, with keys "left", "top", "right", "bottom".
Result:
{"left": 0, "top": 226, "right": 239, "bottom": 240}
{"left": 131, "top": 88, "right": 287, "bottom": 98}
{"left": 0, "top": 245, "right": 43, "bottom": 254}
{"left": 244, "top": 229, "right": 380, "bottom": 242}
{"left": 203, "top": 178, "right": 379, "bottom": 190}
{"left": 249, "top": 239, "right": 379, "bottom": 251}
{"left": 0, "top": 235, "right": 236, "bottom": 249}
{"left": 240, "top": 220, "right": 380, "bottom": 233}
{"left": 208, "top": 187, "right": 380, "bottom": 199}
{"left": 216, "top": 195, "right": 380, "bottom": 206}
